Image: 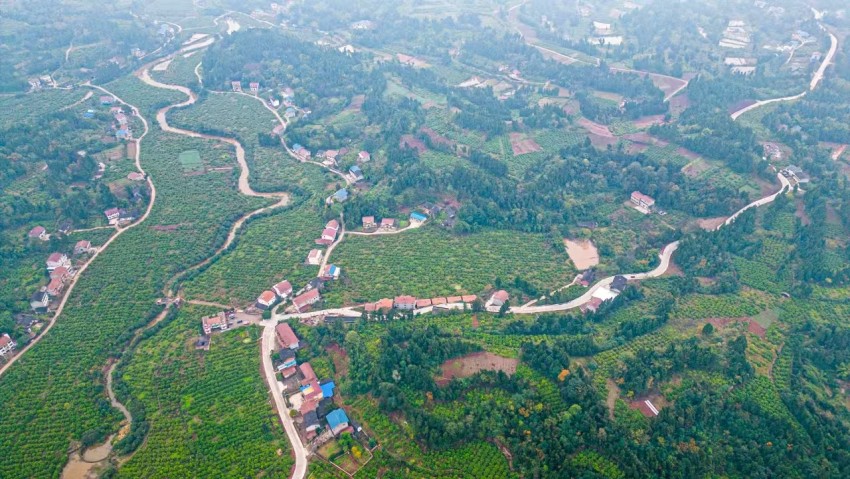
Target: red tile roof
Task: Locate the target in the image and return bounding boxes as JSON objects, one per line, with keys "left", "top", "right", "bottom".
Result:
{"left": 281, "top": 365, "right": 297, "bottom": 378}
{"left": 447, "top": 296, "right": 463, "bottom": 303}
{"left": 275, "top": 323, "right": 299, "bottom": 347}
{"left": 273, "top": 280, "right": 292, "bottom": 297}
{"left": 47, "top": 277, "right": 64, "bottom": 295}
{"left": 257, "top": 290, "right": 276, "bottom": 305}
{"left": 293, "top": 289, "right": 321, "bottom": 311}
{"left": 431, "top": 297, "right": 447, "bottom": 305}
{"left": 28, "top": 226, "right": 45, "bottom": 237}
{"left": 326, "top": 219, "right": 340, "bottom": 230}
{"left": 362, "top": 216, "right": 375, "bottom": 225}
{"left": 299, "top": 362, "right": 317, "bottom": 383}
{"left": 375, "top": 298, "right": 393, "bottom": 310}
{"left": 300, "top": 399, "right": 318, "bottom": 415}
{"left": 394, "top": 295, "right": 416, "bottom": 305}
{"left": 50, "top": 266, "right": 69, "bottom": 280}
{"left": 321, "top": 228, "right": 337, "bottom": 240}
{"left": 492, "top": 290, "right": 509, "bottom": 302}
{"left": 631, "top": 191, "right": 655, "bottom": 205}
{"left": 47, "top": 252, "right": 65, "bottom": 263}
{"left": 380, "top": 218, "right": 396, "bottom": 227}
{"left": 104, "top": 207, "right": 120, "bottom": 217}
{"left": 202, "top": 313, "right": 226, "bottom": 328}
{"left": 415, "top": 298, "right": 432, "bottom": 308}
{"left": 461, "top": 295, "right": 477, "bottom": 303}
{"left": 0, "top": 334, "right": 12, "bottom": 348}
{"left": 75, "top": 240, "right": 91, "bottom": 249}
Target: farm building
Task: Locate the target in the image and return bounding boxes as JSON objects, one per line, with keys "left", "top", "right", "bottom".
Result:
{"left": 409, "top": 212, "right": 427, "bottom": 223}
{"left": 45, "top": 253, "right": 70, "bottom": 271}
{"left": 332, "top": 189, "right": 349, "bottom": 203}
{"left": 201, "top": 312, "right": 229, "bottom": 335}
{"left": 490, "top": 290, "right": 509, "bottom": 307}
{"left": 30, "top": 291, "right": 49, "bottom": 312}
{"left": 306, "top": 249, "right": 323, "bottom": 265}
{"left": 256, "top": 290, "right": 277, "bottom": 310}
{"left": 394, "top": 295, "right": 417, "bottom": 310}
{"left": 349, "top": 165, "right": 364, "bottom": 181}
{"left": 0, "top": 333, "right": 17, "bottom": 357}
{"left": 273, "top": 280, "right": 293, "bottom": 299}
{"left": 380, "top": 218, "right": 396, "bottom": 230}
{"left": 292, "top": 289, "right": 321, "bottom": 312}
{"left": 326, "top": 409, "right": 350, "bottom": 436}
{"left": 275, "top": 322, "right": 300, "bottom": 349}
{"left": 630, "top": 191, "right": 655, "bottom": 209}
{"left": 362, "top": 216, "right": 376, "bottom": 229}
{"left": 104, "top": 207, "right": 121, "bottom": 223}
{"left": 74, "top": 240, "right": 93, "bottom": 255}
{"left": 28, "top": 226, "right": 48, "bottom": 241}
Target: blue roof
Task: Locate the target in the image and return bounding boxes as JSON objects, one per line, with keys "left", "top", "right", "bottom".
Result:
{"left": 326, "top": 408, "right": 349, "bottom": 429}
{"left": 285, "top": 107, "right": 296, "bottom": 113}
{"left": 333, "top": 189, "right": 349, "bottom": 201}
{"left": 293, "top": 143, "right": 303, "bottom": 150}
{"left": 321, "top": 381, "right": 335, "bottom": 397}
{"left": 349, "top": 165, "right": 362, "bottom": 174}
{"left": 410, "top": 212, "right": 427, "bottom": 221}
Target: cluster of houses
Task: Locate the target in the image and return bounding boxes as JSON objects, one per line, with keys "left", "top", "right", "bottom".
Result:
{"left": 27, "top": 75, "right": 55, "bottom": 91}
{"left": 110, "top": 104, "right": 131, "bottom": 141}
{"left": 0, "top": 333, "right": 17, "bottom": 359}
{"left": 364, "top": 293, "right": 481, "bottom": 313}
{"left": 580, "top": 275, "right": 628, "bottom": 314}
{"left": 272, "top": 323, "right": 352, "bottom": 440}
{"left": 29, "top": 243, "right": 92, "bottom": 313}
{"left": 360, "top": 216, "right": 396, "bottom": 232}
{"left": 104, "top": 207, "right": 136, "bottom": 226}
{"left": 255, "top": 274, "right": 328, "bottom": 315}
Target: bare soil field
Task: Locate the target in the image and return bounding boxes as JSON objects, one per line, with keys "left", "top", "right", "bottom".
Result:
{"left": 633, "top": 115, "right": 666, "bottom": 129}
{"left": 509, "top": 132, "right": 543, "bottom": 155}
{"left": 675, "top": 147, "right": 701, "bottom": 161}
{"left": 563, "top": 238, "right": 599, "bottom": 270}
{"left": 399, "top": 134, "right": 427, "bottom": 153}
{"left": 435, "top": 352, "right": 518, "bottom": 386}
{"left": 696, "top": 217, "right": 727, "bottom": 231}
{"left": 396, "top": 53, "right": 429, "bottom": 68}
{"left": 420, "top": 127, "right": 455, "bottom": 148}
{"left": 578, "top": 118, "right": 614, "bottom": 137}
{"left": 704, "top": 317, "right": 766, "bottom": 339}
{"left": 728, "top": 99, "right": 756, "bottom": 115}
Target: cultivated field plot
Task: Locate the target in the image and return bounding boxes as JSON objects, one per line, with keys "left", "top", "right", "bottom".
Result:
{"left": 178, "top": 149, "right": 203, "bottom": 171}
{"left": 509, "top": 132, "right": 543, "bottom": 155}
{"left": 435, "top": 351, "right": 518, "bottom": 386}
{"left": 324, "top": 227, "right": 575, "bottom": 305}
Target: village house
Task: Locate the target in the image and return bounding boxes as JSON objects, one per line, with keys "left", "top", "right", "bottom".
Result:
{"left": 231, "top": 81, "right": 242, "bottom": 92}
{"left": 292, "top": 289, "right": 321, "bottom": 313}
{"left": 278, "top": 348, "right": 297, "bottom": 369}
{"left": 249, "top": 82, "right": 260, "bottom": 93}
{"left": 303, "top": 410, "right": 321, "bottom": 434}
{"left": 273, "top": 280, "right": 293, "bottom": 299}
{"left": 30, "top": 291, "right": 49, "bottom": 312}
{"left": 415, "top": 298, "right": 432, "bottom": 308}
{"left": 300, "top": 362, "right": 317, "bottom": 385}
{"left": 326, "top": 219, "right": 340, "bottom": 232}
{"left": 611, "top": 275, "right": 628, "bottom": 293}
{"left": 50, "top": 266, "right": 71, "bottom": 282}
{"left": 380, "top": 218, "right": 397, "bottom": 231}
{"left": 447, "top": 295, "right": 463, "bottom": 303}
{"left": 201, "top": 312, "right": 229, "bottom": 335}
{"left": 409, "top": 211, "right": 427, "bottom": 224}
{"left": 28, "top": 226, "right": 48, "bottom": 241}
{"left": 365, "top": 298, "right": 393, "bottom": 313}
{"left": 320, "top": 380, "right": 335, "bottom": 398}
{"left": 317, "top": 227, "right": 338, "bottom": 245}
{"left": 256, "top": 290, "right": 277, "bottom": 310}
{"left": 331, "top": 188, "right": 349, "bottom": 203}
{"left": 362, "top": 216, "right": 377, "bottom": 229}
{"left": 358, "top": 150, "right": 371, "bottom": 162}
{"left": 394, "top": 295, "right": 417, "bottom": 310}
{"left": 275, "top": 322, "right": 300, "bottom": 349}
{"left": 0, "top": 333, "right": 17, "bottom": 358}
{"left": 104, "top": 207, "right": 121, "bottom": 224}
{"left": 431, "top": 297, "right": 447, "bottom": 305}
{"left": 490, "top": 290, "right": 509, "bottom": 307}
{"left": 630, "top": 191, "right": 655, "bottom": 210}
{"left": 320, "top": 264, "right": 341, "bottom": 280}
{"left": 580, "top": 297, "right": 604, "bottom": 314}
{"left": 46, "top": 253, "right": 70, "bottom": 271}
{"left": 46, "top": 277, "right": 65, "bottom": 297}
{"left": 461, "top": 294, "right": 478, "bottom": 303}
{"left": 100, "top": 95, "right": 114, "bottom": 105}
{"left": 781, "top": 165, "right": 809, "bottom": 183}
{"left": 306, "top": 249, "right": 323, "bottom": 265}
{"left": 349, "top": 165, "right": 364, "bottom": 182}
{"left": 74, "top": 240, "right": 93, "bottom": 255}
{"left": 118, "top": 209, "right": 137, "bottom": 225}
{"left": 302, "top": 379, "right": 324, "bottom": 403}
{"left": 326, "top": 409, "right": 350, "bottom": 436}
{"left": 127, "top": 172, "right": 145, "bottom": 181}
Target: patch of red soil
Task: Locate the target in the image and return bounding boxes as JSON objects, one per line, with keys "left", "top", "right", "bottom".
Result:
{"left": 669, "top": 94, "right": 691, "bottom": 114}
{"left": 728, "top": 99, "right": 756, "bottom": 115}
{"left": 471, "top": 315, "right": 479, "bottom": 328}
{"left": 151, "top": 224, "right": 181, "bottom": 232}
{"left": 420, "top": 127, "right": 454, "bottom": 148}
{"left": 748, "top": 321, "right": 766, "bottom": 339}
{"left": 347, "top": 95, "right": 365, "bottom": 112}
{"left": 622, "top": 132, "right": 669, "bottom": 147}
{"left": 126, "top": 142, "right": 137, "bottom": 159}
{"left": 626, "top": 142, "right": 649, "bottom": 154}
{"left": 509, "top": 132, "right": 543, "bottom": 155}
{"left": 633, "top": 115, "right": 666, "bottom": 129}
{"left": 675, "top": 147, "right": 701, "bottom": 160}
{"left": 578, "top": 117, "right": 614, "bottom": 137}
{"left": 587, "top": 133, "right": 619, "bottom": 149}
{"left": 704, "top": 317, "right": 766, "bottom": 339}
{"left": 435, "top": 352, "right": 517, "bottom": 386}
{"left": 399, "top": 134, "right": 427, "bottom": 153}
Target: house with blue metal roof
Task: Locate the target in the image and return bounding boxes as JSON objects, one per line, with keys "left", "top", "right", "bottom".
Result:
{"left": 409, "top": 212, "right": 427, "bottom": 223}
{"left": 349, "top": 165, "right": 364, "bottom": 181}
{"left": 332, "top": 188, "right": 349, "bottom": 202}
{"left": 320, "top": 380, "right": 335, "bottom": 398}
{"left": 326, "top": 408, "right": 350, "bottom": 435}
